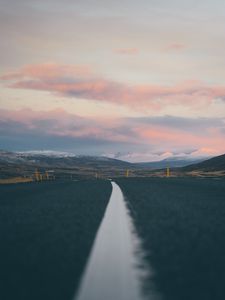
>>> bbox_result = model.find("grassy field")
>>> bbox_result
[117,177,225,300]
[0,176,34,184]
[0,180,111,300]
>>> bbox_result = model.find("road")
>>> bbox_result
[75,181,158,300]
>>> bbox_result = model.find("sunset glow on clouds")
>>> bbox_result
[0,108,225,161]
[0,0,225,161]
[1,63,225,111]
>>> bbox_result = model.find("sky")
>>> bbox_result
[0,0,225,162]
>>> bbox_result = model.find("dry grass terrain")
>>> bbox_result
[0,177,33,184]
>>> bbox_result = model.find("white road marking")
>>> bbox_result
[75,181,160,300]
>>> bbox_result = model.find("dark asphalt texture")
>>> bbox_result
[0,180,111,300]
[117,177,225,300]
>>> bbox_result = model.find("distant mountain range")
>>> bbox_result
[0,150,131,169]
[0,150,133,179]
[0,149,224,178]
[134,156,206,169]
[0,150,207,169]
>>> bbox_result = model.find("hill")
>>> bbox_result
[135,156,205,169]
[1,150,224,179]
[182,153,225,172]
[0,150,133,179]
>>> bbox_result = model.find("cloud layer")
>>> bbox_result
[1,108,224,161]
[1,63,225,111]
[114,48,139,55]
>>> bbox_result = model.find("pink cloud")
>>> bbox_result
[114,48,139,55]
[0,63,91,80]
[1,108,225,157]
[0,109,136,143]
[134,124,225,154]
[164,43,187,52]
[1,63,225,111]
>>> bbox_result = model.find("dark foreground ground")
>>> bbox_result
[0,180,111,300]
[117,177,225,300]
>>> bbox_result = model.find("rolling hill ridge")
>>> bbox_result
[182,153,225,172]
